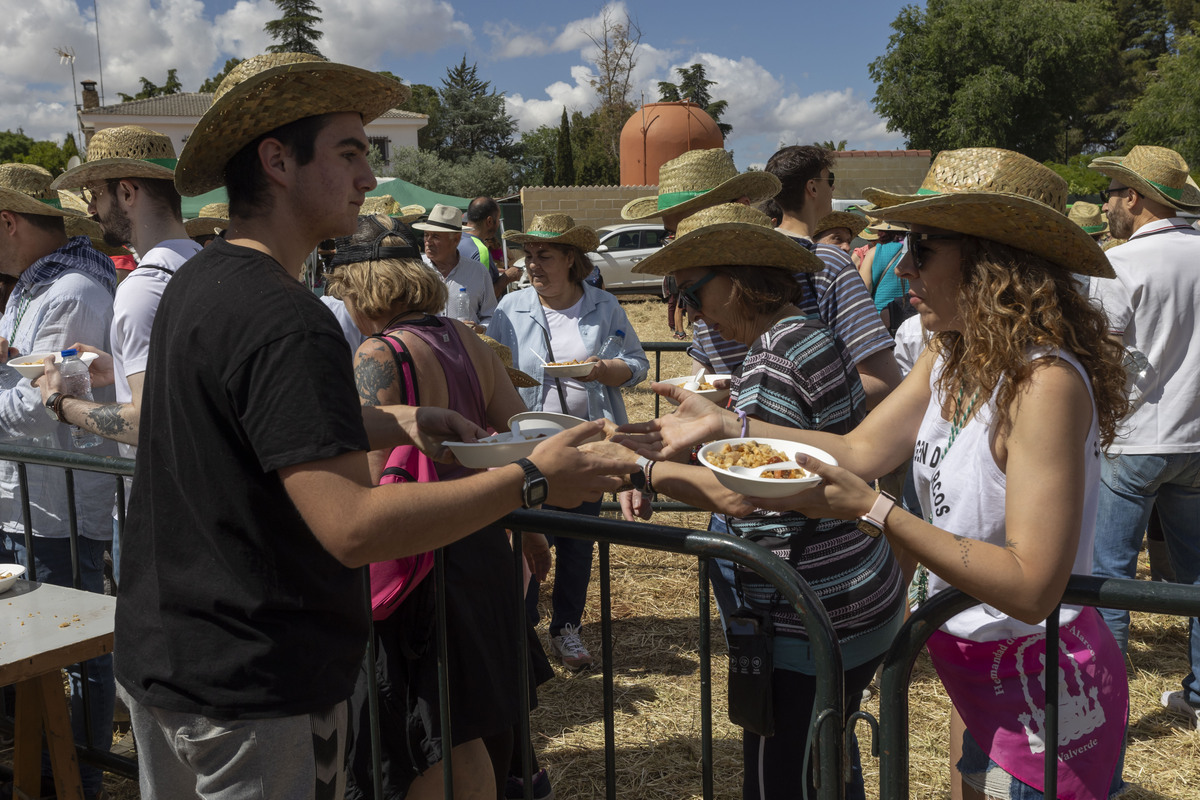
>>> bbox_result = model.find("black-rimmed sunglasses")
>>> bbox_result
[905,232,964,270]
[678,272,717,312]
[1099,186,1133,203]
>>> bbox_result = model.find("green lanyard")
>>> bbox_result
[8,293,32,343]
[911,383,981,606]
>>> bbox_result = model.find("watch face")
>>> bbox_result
[856,518,883,538]
[526,478,548,507]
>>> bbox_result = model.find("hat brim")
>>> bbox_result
[0,188,84,218]
[620,171,782,221]
[632,222,823,276]
[503,228,600,252]
[866,191,1115,279]
[1088,158,1200,212]
[175,62,410,196]
[411,220,462,233]
[52,158,175,190]
[507,366,539,388]
[184,217,227,237]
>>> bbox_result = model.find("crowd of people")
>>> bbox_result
[0,48,1198,800]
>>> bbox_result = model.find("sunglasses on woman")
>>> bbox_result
[677,272,717,312]
[905,232,963,270]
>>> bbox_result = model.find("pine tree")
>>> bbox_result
[657,64,732,138]
[432,57,517,163]
[264,0,325,57]
[555,108,576,186]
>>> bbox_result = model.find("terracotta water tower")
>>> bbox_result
[620,101,723,186]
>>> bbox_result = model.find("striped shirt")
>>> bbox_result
[688,240,893,373]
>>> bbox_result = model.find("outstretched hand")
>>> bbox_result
[747,454,876,521]
[530,421,629,509]
[613,383,733,460]
[407,406,489,462]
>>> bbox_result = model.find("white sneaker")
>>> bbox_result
[550,623,593,671]
[1161,690,1200,730]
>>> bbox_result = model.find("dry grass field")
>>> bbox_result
[13,297,1197,799]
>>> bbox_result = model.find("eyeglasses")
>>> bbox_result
[1100,186,1133,203]
[678,272,717,312]
[812,171,835,187]
[80,184,106,204]
[905,232,963,271]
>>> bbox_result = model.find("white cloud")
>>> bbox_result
[486,1,632,61]
[506,66,598,133]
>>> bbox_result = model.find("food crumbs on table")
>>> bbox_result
[59,621,70,628]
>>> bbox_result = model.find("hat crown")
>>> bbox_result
[215,53,326,102]
[1119,145,1190,190]
[525,213,579,236]
[197,202,228,219]
[675,203,774,237]
[360,195,397,216]
[85,125,176,162]
[1067,201,1103,228]
[657,149,740,194]
[0,163,57,202]
[425,204,462,230]
[919,147,1067,212]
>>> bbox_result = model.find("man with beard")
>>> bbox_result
[1087,146,1200,731]
[47,125,199,585]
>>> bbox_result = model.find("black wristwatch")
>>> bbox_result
[517,458,548,508]
[44,392,70,423]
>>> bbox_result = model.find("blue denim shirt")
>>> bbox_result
[490,284,648,425]
[0,237,117,539]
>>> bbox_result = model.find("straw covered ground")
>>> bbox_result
[20,296,1198,799]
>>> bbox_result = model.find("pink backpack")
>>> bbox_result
[368,332,436,621]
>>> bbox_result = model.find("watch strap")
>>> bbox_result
[858,491,895,538]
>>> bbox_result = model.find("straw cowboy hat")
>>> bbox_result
[411,203,463,233]
[52,125,177,190]
[57,190,90,215]
[502,214,599,252]
[184,202,229,237]
[393,204,426,223]
[0,163,85,218]
[175,52,410,196]
[854,204,908,240]
[65,215,131,257]
[1089,146,1200,212]
[812,211,868,239]
[621,148,782,221]
[632,203,823,276]
[360,195,396,216]
[479,334,538,388]
[863,147,1114,279]
[1067,201,1108,236]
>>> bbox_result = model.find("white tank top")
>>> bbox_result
[911,348,1101,641]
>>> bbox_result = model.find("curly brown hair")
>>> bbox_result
[930,237,1128,447]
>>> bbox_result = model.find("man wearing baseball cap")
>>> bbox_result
[114,53,625,798]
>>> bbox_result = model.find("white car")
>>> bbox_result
[514,223,669,293]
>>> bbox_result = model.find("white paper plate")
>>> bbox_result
[660,374,732,406]
[443,430,551,469]
[542,362,595,379]
[0,563,26,593]
[507,411,590,435]
[9,351,99,381]
[698,438,836,498]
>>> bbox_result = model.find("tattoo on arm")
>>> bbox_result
[354,357,396,407]
[85,404,133,438]
[952,533,971,568]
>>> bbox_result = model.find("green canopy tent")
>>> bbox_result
[179,178,470,219]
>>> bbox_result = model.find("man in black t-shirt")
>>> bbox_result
[115,53,627,799]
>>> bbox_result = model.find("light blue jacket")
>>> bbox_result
[490,284,648,425]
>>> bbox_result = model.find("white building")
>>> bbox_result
[77,80,426,170]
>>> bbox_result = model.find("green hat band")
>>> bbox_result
[145,157,178,169]
[917,188,942,196]
[657,190,706,210]
[525,230,564,238]
[39,198,63,210]
[1082,223,1106,234]
[1146,178,1183,201]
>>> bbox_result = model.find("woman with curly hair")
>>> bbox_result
[619,149,1131,800]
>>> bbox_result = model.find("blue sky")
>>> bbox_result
[1,0,912,169]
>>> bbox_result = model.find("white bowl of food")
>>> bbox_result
[444,430,554,469]
[542,361,595,379]
[507,411,590,435]
[660,374,732,406]
[9,351,99,382]
[0,563,26,593]
[698,438,836,498]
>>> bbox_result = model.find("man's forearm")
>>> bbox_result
[60,398,139,445]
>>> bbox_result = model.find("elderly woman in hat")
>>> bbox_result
[489,213,649,671]
[599,202,905,800]
[325,214,549,800]
[621,148,1131,800]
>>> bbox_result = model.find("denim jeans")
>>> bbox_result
[1093,451,1200,706]
[2,532,115,794]
[530,500,600,636]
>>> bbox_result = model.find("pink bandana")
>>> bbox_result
[926,608,1127,800]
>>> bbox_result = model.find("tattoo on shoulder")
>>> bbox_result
[86,404,132,438]
[354,356,395,407]
[952,533,971,568]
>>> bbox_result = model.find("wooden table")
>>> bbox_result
[2,579,116,800]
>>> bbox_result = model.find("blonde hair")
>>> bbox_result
[326,250,448,320]
[932,237,1128,447]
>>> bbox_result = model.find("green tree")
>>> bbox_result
[513,125,559,187]
[20,141,69,174]
[570,110,620,186]
[367,145,386,176]
[265,0,324,57]
[200,58,244,93]
[0,130,37,162]
[869,0,1116,161]
[118,69,183,103]
[657,63,732,137]
[399,83,442,151]
[431,57,517,164]
[62,133,79,162]
[585,7,641,180]
[816,140,848,151]
[555,108,576,186]
[1044,154,1111,198]
[386,147,514,198]
[1121,31,1200,166]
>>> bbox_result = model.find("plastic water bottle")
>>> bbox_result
[450,287,470,322]
[597,329,626,360]
[587,330,626,420]
[59,349,102,449]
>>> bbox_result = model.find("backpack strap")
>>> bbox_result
[369,332,420,406]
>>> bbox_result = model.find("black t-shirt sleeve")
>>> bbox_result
[226,327,370,473]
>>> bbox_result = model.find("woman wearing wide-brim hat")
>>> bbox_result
[619,148,1132,800]
[490,213,649,672]
[599,202,905,800]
